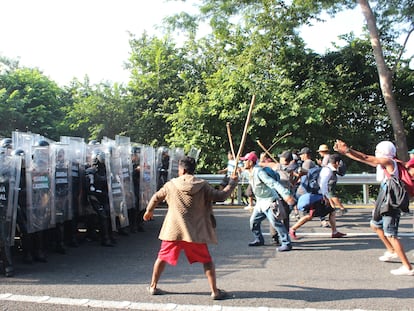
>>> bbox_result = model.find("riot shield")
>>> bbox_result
[12,131,40,153]
[26,145,54,233]
[102,139,129,230]
[139,145,156,212]
[156,147,170,190]
[60,136,87,218]
[0,153,21,247]
[50,143,72,224]
[115,135,135,211]
[169,147,185,179]
[188,147,201,162]
[130,144,142,211]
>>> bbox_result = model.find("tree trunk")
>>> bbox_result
[358,0,408,160]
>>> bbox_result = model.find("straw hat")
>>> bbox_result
[317,144,329,152]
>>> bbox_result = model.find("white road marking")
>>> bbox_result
[0,293,369,311]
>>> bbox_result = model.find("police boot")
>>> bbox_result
[100,217,113,247]
[65,219,79,247]
[128,208,138,233]
[53,224,66,254]
[33,232,47,263]
[21,233,33,264]
[137,209,146,232]
[1,246,14,277]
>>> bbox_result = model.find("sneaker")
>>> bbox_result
[331,231,346,238]
[248,240,264,247]
[390,265,414,276]
[244,205,253,211]
[379,251,399,262]
[276,244,292,252]
[289,228,299,240]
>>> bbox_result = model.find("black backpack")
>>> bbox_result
[336,159,347,176]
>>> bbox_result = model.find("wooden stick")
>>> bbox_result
[268,132,292,152]
[256,139,278,163]
[233,95,256,177]
[226,122,236,160]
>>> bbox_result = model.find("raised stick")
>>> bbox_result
[256,139,278,163]
[226,122,236,160]
[268,132,292,152]
[233,95,256,176]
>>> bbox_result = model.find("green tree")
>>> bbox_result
[0,65,64,139]
[62,78,130,142]
[163,0,413,170]
[125,33,189,146]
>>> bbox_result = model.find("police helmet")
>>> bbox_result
[92,150,105,165]
[131,146,141,154]
[36,140,50,147]
[12,149,25,156]
[1,138,12,149]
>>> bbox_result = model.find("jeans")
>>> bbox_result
[250,206,291,246]
[370,213,400,237]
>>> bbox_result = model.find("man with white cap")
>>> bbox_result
[241,151,295,252]
[334,140,414,276]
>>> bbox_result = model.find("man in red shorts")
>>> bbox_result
[143,156,238,300]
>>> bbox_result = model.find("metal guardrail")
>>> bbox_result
[195,173,379,204]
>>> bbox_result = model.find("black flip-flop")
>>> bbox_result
[211,289,228,300]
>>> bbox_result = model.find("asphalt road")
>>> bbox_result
[0,207,413,311]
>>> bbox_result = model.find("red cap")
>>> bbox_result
[240,152,258,163]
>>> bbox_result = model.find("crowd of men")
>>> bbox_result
[0,131,188,277]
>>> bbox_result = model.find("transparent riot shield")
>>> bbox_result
[169,147,185,179]
[50,143,72,224]
[0,153,21,247]
[60,136,87,218]
[130,144,142,212]
[115,135,135,211]
[188,147,201,162]
[102,140,129,230]
[26,145,54,233]
[12,131,39,152]
[140,145,156,212]
[156,147,170,190]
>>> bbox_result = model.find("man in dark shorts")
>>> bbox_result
[289,154,346,240]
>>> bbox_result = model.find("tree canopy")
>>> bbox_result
[0,0,413,172]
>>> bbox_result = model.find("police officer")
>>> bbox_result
[129,146,145,232]
[0,138,15,276]
[85,150,115,246]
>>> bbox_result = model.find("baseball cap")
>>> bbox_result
[408,149,414,154]
[298,147,311,155]
[278,150,293,162]
[240,152,258,163]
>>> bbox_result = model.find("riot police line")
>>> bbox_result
[0,131,200,277]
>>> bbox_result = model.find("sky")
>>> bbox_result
[1,0,412,86]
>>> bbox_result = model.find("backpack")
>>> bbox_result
[262,166,280,182]
[374,172,410,220]
[336,159,347,176]
[395,160,414,198]
[301,166,322,194]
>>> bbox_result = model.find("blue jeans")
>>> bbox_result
[250,206,291,247]
[370,214,400,237]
